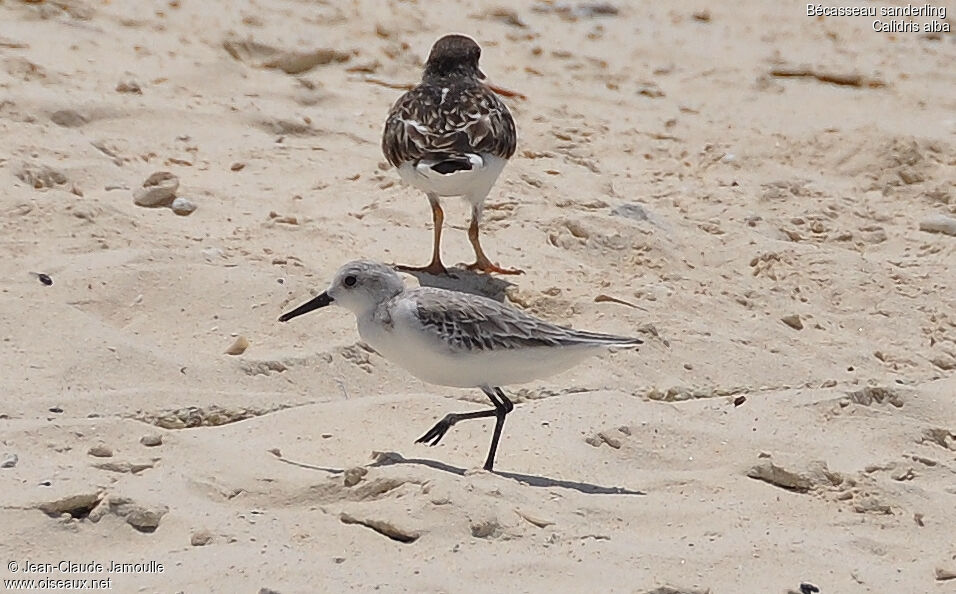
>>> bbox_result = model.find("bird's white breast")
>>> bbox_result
[355,299,598,388]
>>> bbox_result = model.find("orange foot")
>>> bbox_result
[465,259,524,275]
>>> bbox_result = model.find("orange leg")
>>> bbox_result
[396,196,448,276]
[465,207,523,275]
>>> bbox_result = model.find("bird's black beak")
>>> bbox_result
[477,68,487,80]
[278,291,333,322]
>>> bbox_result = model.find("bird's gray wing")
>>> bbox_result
[409,288,642,353]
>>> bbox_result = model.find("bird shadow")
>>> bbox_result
[398,267,515,302]
[369,451,645,496]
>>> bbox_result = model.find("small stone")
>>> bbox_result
[598,431,622,449]
[891,467,916,481]
[36,273,53,286]
[140,434,163,447]
[17,163,67,189]
[919,215,956,237]
[930,354,956,370]
[1,453,18,468]
[94,461,155,474]
[470,518,500,538]
[781,314,803,330]
[39,492,103,518]
[230,162,246,171]
[115,80,142,94]
[133,171,179,207]
[343,466,368,487]
[746,458,840,492]
[225,336,250,355]
[126,506,167,532]
[171,196,197,216]
[51,109,88,128]
[339,512,420,543]
[88,444,113,458]
[190,529,214,546]
[109,498,168,533]
[898,168,923,184]
[611,203,649,221]
[515,508,554,528]
[936,567,956,581]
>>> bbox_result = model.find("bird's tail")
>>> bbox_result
[566,330,643,347]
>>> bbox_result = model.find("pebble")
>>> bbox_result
[1,453,18,468]
[50,109,88,128]
[515,508,554,528]
[611,203,650,221]
[936,567,956,581]
[140,434,163,447]
[17,163,67,189]
[190,529,214,546]
[109,497,168,533]
[343,467,368,487]
[470,518,501,538]
[133,171,179,207]
[171,196,197,216]
[919,214,956,236]
[115,80,142,94]
[339,512,420,543]
[87,444,113,458]
[930,354,956,371]
[746,458,842,492]
[225,336,250,355]
[38,492,103,518]
[781,314,804,330]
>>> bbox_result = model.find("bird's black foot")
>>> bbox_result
[415,414,456,446]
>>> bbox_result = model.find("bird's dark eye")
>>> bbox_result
[343,275,357,287]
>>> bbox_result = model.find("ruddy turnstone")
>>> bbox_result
[279,260,643,471]
[382,34,519,276]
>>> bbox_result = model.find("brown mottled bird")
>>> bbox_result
[382,34,519,276]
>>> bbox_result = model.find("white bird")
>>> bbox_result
[279,260,643,471]
[381,34,519,276]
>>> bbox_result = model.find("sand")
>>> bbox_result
[1,1,954,592]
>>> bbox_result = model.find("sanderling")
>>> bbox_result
[382,34,519,276]
[279,260,643,471]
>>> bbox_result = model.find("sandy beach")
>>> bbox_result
[1,1,954,592]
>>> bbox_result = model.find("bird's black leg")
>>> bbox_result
[416,409,497,446]
[482,387,514,472]
[415,386,515,472]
